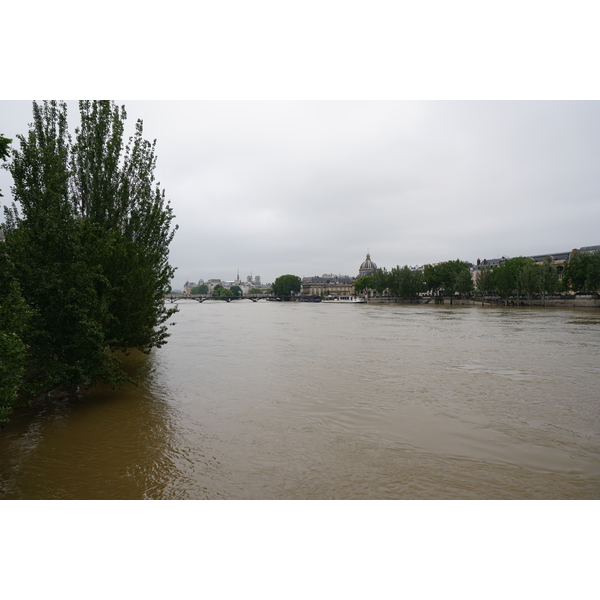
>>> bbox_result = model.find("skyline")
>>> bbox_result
[182,241,600,290]
[2,101,599,289]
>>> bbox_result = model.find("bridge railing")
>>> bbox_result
[166,293,273,302]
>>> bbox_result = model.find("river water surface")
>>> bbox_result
[1,301,599,499]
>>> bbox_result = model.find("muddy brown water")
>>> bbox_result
[1,301,598,499]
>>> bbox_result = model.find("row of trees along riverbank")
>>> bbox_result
[354,255,600,305]
[189,284,245,298]
[0,101,178,424]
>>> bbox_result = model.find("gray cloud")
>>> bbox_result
[2,101,599,288]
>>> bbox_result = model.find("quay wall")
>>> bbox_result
[366,296,600,308]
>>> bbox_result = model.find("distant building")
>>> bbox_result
[576,245,600,255]
[206,279,223,292]
[471,245,600,285]
[301,252,378,296]
[301,275,356,297]
[357,252,377,278]
[186,271,268,295]
[183,280,197,294]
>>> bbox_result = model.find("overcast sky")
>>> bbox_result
[1,100,598,288]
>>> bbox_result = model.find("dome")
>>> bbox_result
[358,253,377,277]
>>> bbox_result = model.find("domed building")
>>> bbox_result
[358,252,377,278]
[299,252,379,297]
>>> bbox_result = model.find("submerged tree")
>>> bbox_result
[2,100,178,408]
[0,133,34,423]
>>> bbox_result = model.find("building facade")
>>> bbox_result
[301,253,379,296]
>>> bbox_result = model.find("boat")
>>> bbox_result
[322,295,366,303]
[297,295,321,302]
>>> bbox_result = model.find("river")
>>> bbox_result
[1,301,598,499]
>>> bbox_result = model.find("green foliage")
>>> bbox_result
[424,260,472,302]
[1,100,177,417]
[230,285,242,297]
[369,268,389,295]
[272,274,301,297]
[0,252,32,423]
[69,101,177,352]
[517,259,539,304]
[353,275,373,293]
[388,266,425,299]
[212,286,234,298]
[538,257,559,305]
[423,264,443,296]
[475,265,494,295]
[0,133,11,197]
[191,284,208,294]
[490,257,528,304]
[490,256,559,304]
[562,251,600,293]
[455,268,474,301]
[0,134,10,160]
[586,252,600,293]
[506,256,531,300]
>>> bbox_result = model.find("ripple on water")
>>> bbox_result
[1,304,599,499]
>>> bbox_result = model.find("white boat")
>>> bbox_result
[322,295,366,303]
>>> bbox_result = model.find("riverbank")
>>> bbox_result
[366,295,600,307]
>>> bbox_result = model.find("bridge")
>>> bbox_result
[166,294,273,304]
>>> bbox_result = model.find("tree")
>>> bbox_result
[506,256,530,303]
[455,268,474,303]
[230,285,242,297]
[354,275,373,294]
[517,259,539,305]
[475,265,494,296]
[272,274,301,298]
[562,251,600,293]
[191,284,208,294]
[491,263,512,305]
[0,250,32,424]
[434,260,471,304]
[212,285,234,298]
[69,101,177,352]
[538,258,559,306]
[2,100,177,405]
[389,265,424,300]
[423,264,443,297]
[585,252,600,293]
[369,268,390,296]
[0,134,11,198]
